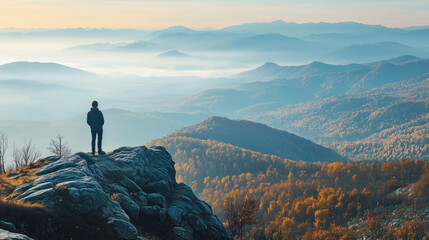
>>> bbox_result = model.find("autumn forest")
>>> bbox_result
[148,118,429,239]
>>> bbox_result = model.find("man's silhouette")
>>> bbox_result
[87,100,105,156]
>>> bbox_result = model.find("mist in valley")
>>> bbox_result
[0,0,429,236]
[1,21,428,163]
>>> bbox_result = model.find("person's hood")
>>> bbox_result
[90,107,99,111]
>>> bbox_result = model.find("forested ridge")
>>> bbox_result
[147,120,429,239]
[164,116,345,162]
[179,58,429,162]
[237,75,429,162]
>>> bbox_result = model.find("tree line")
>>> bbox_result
[0,132,71,173]
[147,135,429,239]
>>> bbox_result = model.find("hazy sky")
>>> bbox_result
[0,0,428,29]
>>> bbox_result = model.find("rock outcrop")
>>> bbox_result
[11,146,234,240]
[0,228,33,240]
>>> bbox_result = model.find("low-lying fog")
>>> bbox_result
[1,23,428,164]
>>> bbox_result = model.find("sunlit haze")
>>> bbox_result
[0,0,427,160]
[1,0,428,29]
[0,1,428,239]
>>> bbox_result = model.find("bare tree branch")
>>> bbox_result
[12,144,23,171]
[0,132,8,174]
[47,134,71,157]
[21,139,41,166]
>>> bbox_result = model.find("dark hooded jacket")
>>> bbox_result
[87,107,104,130]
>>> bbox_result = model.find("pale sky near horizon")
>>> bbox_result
[0,0,428,29]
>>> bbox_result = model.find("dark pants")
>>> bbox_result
[91,129,103,153]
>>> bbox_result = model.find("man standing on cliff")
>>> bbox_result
[87,100,105,156]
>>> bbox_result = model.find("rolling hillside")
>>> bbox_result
[0,61,96,79]
[178,57,429,114]
[146,116,345,192]
[177,56,429,161]
[321,42,426,63]
[166,116,344,162]
[146,118,429,240]
[233,61,368,81]
[241,93,429,161]
[303,28,429,48]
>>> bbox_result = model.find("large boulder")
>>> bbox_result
[0,221,15,232]
[108,218,138,240]
[115,193,140,221]
[11,146,233,240]
[0,229,33,240]
[147,193,167,208]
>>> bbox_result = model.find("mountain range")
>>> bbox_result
[179,56,428,114]
[303,28,429,48]
[1,21,428,164]
[220,20,390,36]
[175,56,429,161]
[0,54,426,162]
[321,42,426,63]
[63,21,429,64]
[1,20,429,240]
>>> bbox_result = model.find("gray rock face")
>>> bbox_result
[141,205,161,216]
[173,226,193,240]
[66,187,109,213]
[147,193,167,208]
[0,228,33,240]
[102,201,130,222]
[0,221,16,232]
[168,206,187,226]
[116,193,140,221]
[121,178,142,192]
[19,188,59,208]
[133,191,149,206]
[108,218,138,240]
[11,146,233,240]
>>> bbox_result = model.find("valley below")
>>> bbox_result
[0,21,428,239]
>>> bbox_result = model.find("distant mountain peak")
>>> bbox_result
[164,49,185,54]
[271,19,286,23]
[155,50,190,59]
[307,61,330,67]
[163,25,194,31]
[206,116,227,122]
[322,41,421,64]
[261,61,280,68]
[0,61,94,76]
[387,55,422,64]
[252,33,295,39]
[3,61,66,67]
[233,59,368,81]
[149,25,198,38]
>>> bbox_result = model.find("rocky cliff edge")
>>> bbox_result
[7,146,234,240]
